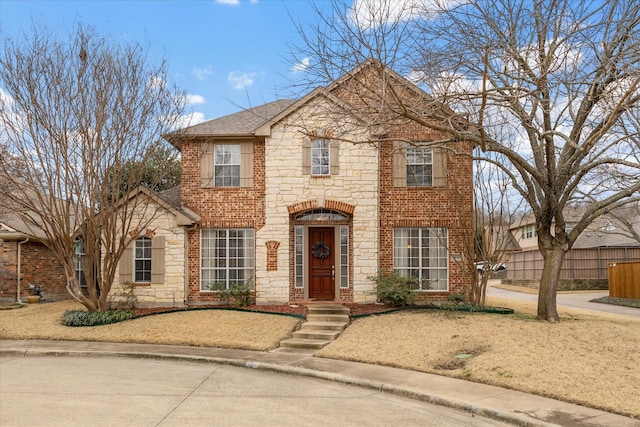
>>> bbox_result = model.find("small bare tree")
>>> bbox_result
[0,24,185,311]
[292,0,640,321]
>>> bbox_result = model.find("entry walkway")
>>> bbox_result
[1,340,637,427]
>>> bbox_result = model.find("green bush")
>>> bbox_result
[63,309,135,327]
[219,283,255,307]
[370,271,418,307]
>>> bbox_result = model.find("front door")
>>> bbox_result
[308,227,335,300]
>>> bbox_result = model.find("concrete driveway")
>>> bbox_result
[487,282,640,318]
[0,355,511,427]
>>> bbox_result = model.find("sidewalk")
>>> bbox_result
[1,339,638,427]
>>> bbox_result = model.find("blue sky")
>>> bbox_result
[0,0,333,122]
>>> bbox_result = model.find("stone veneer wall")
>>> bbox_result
[111,202,187,308]
[257,99,380,304]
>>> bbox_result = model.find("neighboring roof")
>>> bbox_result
[127,185,200,226]
[573,218,640,248]
[164,99,297,148]
[157,186,181,209]
[0,210,48,241]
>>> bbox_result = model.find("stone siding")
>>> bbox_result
[257,99,380,303]
[111,201,187,308]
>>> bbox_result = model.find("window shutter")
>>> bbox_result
[200,142,215,188]
[393,142,407,187]
[432,148,447,187]
[240,142,254,187]
[330,140,340,175]
[150,236,165,285]
[302,140,311,175]
[119,244,133,284]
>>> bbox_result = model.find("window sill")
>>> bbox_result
[133,282,151,287]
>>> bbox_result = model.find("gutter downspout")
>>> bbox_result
[17,238,29,303]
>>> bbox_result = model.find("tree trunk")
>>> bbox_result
[537,247,566,322]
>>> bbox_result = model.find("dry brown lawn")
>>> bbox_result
[0,300,301,351]
[1,298,638,419]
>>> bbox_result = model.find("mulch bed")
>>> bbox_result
[134,303,397,317]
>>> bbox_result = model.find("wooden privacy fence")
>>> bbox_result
[506,247,640,280]
[608,262,640,299]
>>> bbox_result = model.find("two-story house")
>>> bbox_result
[111,61,473,307]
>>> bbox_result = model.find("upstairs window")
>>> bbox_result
[393,143,446,187]
[302,138,340,176]
[522,225,536,239]
[406,147,433,187]
[200,142,254,188]
[214,144,241,187]
[311,138,330,176]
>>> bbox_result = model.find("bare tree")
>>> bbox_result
[469,155,525,306]
[0,24,185,311]
[292,0,640,321]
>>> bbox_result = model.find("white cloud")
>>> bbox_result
[228,71,257,90]
[291,57,310,73]
[170,112,207,130]
[349,0,457,29]
[192,65,214,81]
[185,94,206,105]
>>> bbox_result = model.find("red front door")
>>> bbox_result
[309,227,335,300]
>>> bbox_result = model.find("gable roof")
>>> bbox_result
[118,185,200,226]
[164,99,297,148]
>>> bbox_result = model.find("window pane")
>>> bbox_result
[311,139,330,176]
[134,238,152,283]
[406,147,433,187]
[214,144,241,187]
[393,228,448,291]
[201,228,255,291]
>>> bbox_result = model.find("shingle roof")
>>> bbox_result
[157,186,181,209]
[174,99,297,137]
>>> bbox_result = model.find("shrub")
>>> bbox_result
[370,271,418,307]
[63,309,135,327]
[219,283,255,307]
[108,281,138,310]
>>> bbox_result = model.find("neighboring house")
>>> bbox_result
[147,61,474,305]
[506,207,640,285]
[0,213,67,302]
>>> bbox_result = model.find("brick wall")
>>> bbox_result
[181,138,266,303]
[1,239,68,302]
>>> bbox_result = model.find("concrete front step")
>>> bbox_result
[306,305,350,315]
[276,305,351,352]
[306,314,350,323]
[292,330,341,340]
[279,338,333,349]
[300,321,347,332]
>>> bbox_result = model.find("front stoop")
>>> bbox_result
[272,305,350,354]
